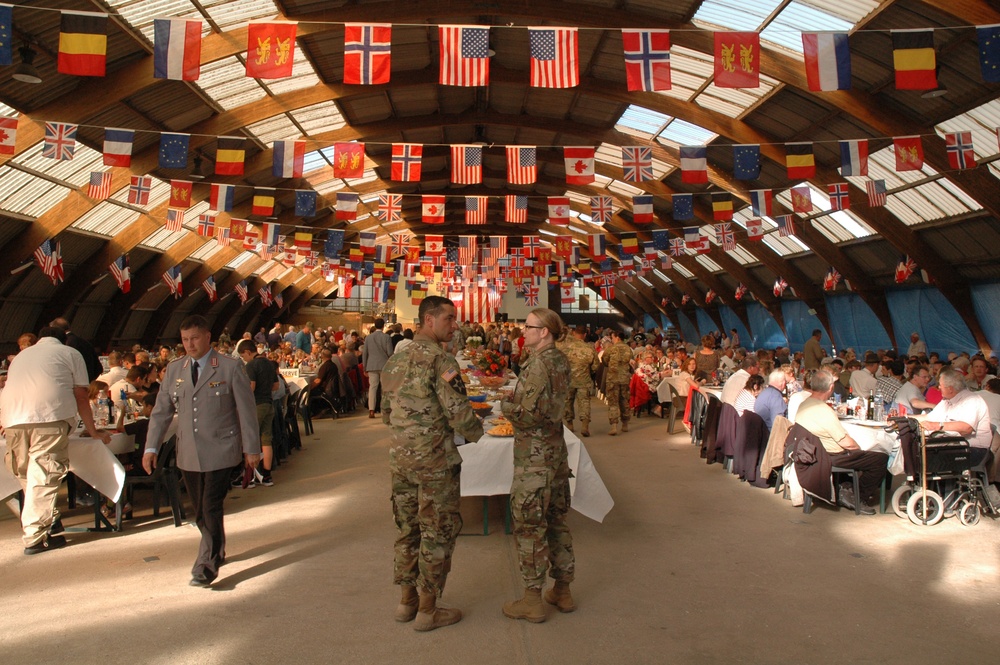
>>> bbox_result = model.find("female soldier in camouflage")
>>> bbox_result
[501,308,575,623]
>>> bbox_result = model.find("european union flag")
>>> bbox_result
[672,193,693,220]
[363,261,375,277]
[733,144,761,180]
[0,6,12,66]
[599,258,613,272]
[295,189,317,217]
[158,132,189,169]
[325,229,344,258]
[651,229,670,251]
[977,25,1000,83]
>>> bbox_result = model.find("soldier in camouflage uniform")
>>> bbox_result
[602,330,634,435]
[556,325,600,437]
[381,296,484,632]
[501,308,575,623]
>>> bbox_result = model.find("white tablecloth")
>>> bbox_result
[841,419,897,454]
[286,376,309,395]
[656,376,686,403]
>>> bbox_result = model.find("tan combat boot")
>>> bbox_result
[609,422,618,436]
[503,588,546,623]
[621,420,629,433]
[580,422,590,437]
[395,585,418,622]
[543,580,576,613]
[413,590,462,632]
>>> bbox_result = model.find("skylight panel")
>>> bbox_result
[694,74,779,119]
[245,115,300,144]
[796,0,881,25]
[695,254,723,272]
[201,0,280,31]
[616,105,672,138]
[759,2,854,54]
[198,56,267,111]
[265,49,321,95]
[189,239,223,261]
[106,0,204,44]
[72,202,140,237]
[672,262,695,279]
[655,119,718,147]
[693,0,784,32]
[291,101,347,134]
[138,224,185,251]
[225,250,258,270]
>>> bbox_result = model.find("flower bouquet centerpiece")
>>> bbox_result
[474,349,509,389]
[465,335,483,352]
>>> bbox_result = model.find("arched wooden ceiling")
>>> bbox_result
[1,0,1000,351]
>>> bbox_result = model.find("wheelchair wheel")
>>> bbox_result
[959,501,981,526]
[890,484,914,519]
[907,489,944,526]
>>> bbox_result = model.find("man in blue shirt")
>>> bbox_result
[295,323,313,354]
[754,369,788,433]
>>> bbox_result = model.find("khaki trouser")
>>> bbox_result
[4,421,71,547]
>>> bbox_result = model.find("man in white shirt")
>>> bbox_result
[849,352,879,397]
[978,379,1000,433]
[718,348,736,372]
[894,365,934,413]
[721,358,759,405]
[906,332,927,358]
[1,327,111,554]
[97,351,128,388]
[921,369,993,467]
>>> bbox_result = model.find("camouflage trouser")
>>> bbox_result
[510,464,575,589]
[605,381,630,424]
[564,386,592,426]
[391,464,462,597]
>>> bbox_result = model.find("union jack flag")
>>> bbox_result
[823,267,841,291]
[377,193,402,222]
[945,131,976,170]
[451,144,482,184]
[828,183,850,211]
[505,194,528,223]
[162,265,183,298]
[259,285,273,306]
[42,122,77,160]
[391,143,422,181]
[734,283,748,301]
[715,222,735,251]
[34,238,64,285]
[669,238,685,257]
[773,277,788,297]
[128,176,152,206]
[621,146,653,182]
[201,275,217,303]
[895,255,917,284]
[524,284,540,306]
[390,232,411,257]
[87,172,112,201]
[235,280,249,304]
[507,146,537,184]
[591,196,613,224]
[466,196,487,224]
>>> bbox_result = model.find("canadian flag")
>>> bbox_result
[424,234,444,255]
[422,195,445,224]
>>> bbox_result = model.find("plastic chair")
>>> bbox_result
[296,385,313,436]
[117,435,186,529]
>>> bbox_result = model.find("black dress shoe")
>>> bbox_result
[49,519,65,535]
[838,488,857,511]
[24,535,67,555]
[189,574,213,588]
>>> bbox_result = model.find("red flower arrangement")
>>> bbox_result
[474,349,507,378]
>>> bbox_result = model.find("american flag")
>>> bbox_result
[377,193,402,222]
[776,215,795,237]
[715,223,736,251]
[166,208,184,232]
[621,146,653,182]
[734,283,748,300]
[214,226,230,247]
[259,285,273,306]
[465,196,487,224]
[162,265,183,298]
[506,146,537,184]
[197,213,216,236]
[343,23,391,85]
[390,231,411,257]
[274,290,284,308]
[202,275,217,303]
[490,236,508,259]
[529,27,579,88]
[945,131,976,170]
[451,145,482,183]
[235,279,249,304]
[622,29,671,92]
[505,195,528,223]
[109,254,130,293]
[391,143,422,181]
[42,122,77,160]
[439,26,489,86]
[87,171,112,200]
[669,238,685,257]
[33,238,64,285]
[866,179,887,207]
[128,176,152,206]
[458,236,477,265]
[591,196,613,224]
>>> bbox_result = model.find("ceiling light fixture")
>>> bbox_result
[920,86,947,99]
[12,44,42,84]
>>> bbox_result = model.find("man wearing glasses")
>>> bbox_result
[893,365,935,414]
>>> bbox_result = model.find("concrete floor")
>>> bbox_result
[2,402,998,665]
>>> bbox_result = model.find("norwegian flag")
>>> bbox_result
[42,122,77,160]
[33,239,64,285]
[451,144,482,184]
[466,196,488,224]
[828,183,850,211]
[258,285,273,307]
[505,194,528,223]
[235,280,249,304]
[162,266,183,298]
[597,274,615,301]
[391,143,422,181]
[377,193,402,222]
[523,235,541,259]
[548,196,570,224]
[197,213,216,236]
[945,131,976,170]
[622,146,654,182]
[128,176,152,206]
[109,254,130,293]
[895,255,917,283]
[669,238,686,257]
[773,277,788,297]
[715,223,736,251]
[165,209,184,232]
[590,196,613,224]
[87,171,112,201]
[343,23,391,85]
[202,275,217,303]
[529,27,579,88]
[507,146,537,184]
[823,267,841,291]
[622,29,671,92]
[734,283,748,301]
[866,179,887,207]
[390,232,411,257]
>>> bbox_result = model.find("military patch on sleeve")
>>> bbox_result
[442,367,467,395]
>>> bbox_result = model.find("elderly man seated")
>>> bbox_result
[754,369,787,432]
[721,357,759,405]
[893,365,935,414]
[794,369,888,515]
[920,369,994,468]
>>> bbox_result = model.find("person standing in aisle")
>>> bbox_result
[381,296,483,632]
[501,308,574,623]
[602,330,634,435]
[143,316,261,587]
[557,325,600,437]
[362,317,394,418]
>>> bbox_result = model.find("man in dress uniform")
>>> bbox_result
[602,330,634,435]
[381,296,484,632]
[143,315,261,587]
[557,326,599,437]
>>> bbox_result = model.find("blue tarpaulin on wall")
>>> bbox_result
[781,300,831,353]
[970,283,1000,356]
[695,308,716,340]
[677,311,700,345]
[824,293,893,355]
[886,288,977,355]
[746,302,787,350]
[717,306,753,351]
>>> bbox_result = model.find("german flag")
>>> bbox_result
[711,192,733,220]
[785,142,815,179]
[252,188,276,216]
[216,137,246,175]
[892,29,936,90]
[58,11,107,77]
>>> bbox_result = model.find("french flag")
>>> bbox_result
[632,195,654,224]
[839,139,868,177]
[273,140,305,178]
[153,19,202,81]
[684,226,701,248]
[802,32,850,92]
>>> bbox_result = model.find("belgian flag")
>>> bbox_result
[785,142,815,179]
[215,137,246,175]
[58,11,107,77]
[711,192,734,220]
[892,29,936,90]
[252,188,276,216]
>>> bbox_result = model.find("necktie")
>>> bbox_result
[191,360,199,385]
